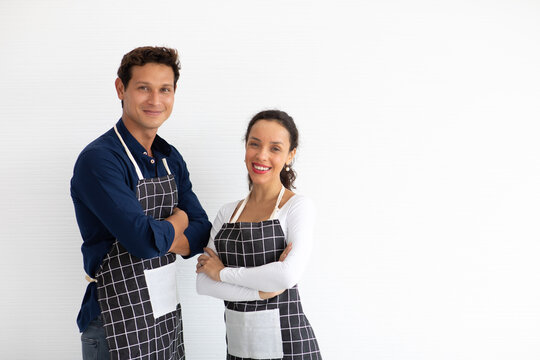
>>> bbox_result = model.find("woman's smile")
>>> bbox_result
[252,162,271,174]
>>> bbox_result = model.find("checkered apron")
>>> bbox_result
[93,125,184,359]
[214,187,322,360]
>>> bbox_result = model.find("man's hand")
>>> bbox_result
[166,208,190,256]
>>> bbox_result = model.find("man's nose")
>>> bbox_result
[148,90,160,104]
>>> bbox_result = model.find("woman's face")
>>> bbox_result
[245,119,296,188]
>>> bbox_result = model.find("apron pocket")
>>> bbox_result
[225,308,283,359]
[143,261,179,319]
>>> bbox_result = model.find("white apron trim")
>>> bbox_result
[143,262,180,319]
[162,158,172,175]
[114,124,144,180]
[225,308,283,359]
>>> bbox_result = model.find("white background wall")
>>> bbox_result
[1,0,539,359]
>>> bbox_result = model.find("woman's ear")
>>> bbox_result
[287,148,297,165]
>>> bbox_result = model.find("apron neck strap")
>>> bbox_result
[114,125,172,179]
[162,158,172,176]
[231,185,285,223]
[269,185,286,220]
[114,124,144,180]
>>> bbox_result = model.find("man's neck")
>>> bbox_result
[122,118,158,157]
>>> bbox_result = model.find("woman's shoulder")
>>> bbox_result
[219,200,241,212]
[280,193,315,214]
[216,199,243,223]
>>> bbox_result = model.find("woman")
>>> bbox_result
[196,110,322,359]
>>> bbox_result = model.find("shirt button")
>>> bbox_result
[150,159,155,164]
[143,151,148,155]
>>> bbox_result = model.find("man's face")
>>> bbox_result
[115,63,176,133]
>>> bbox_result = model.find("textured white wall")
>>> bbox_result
[1,0,540,359]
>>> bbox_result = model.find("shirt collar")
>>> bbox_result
[116,118,172,157]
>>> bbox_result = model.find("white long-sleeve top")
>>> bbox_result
[196,194,316,302]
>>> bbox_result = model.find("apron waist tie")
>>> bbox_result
[85,274,98,283]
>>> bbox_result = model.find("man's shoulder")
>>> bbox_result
[154,134,184,160]
[75,128,125,168]
[158,139,187,172]
[82,128,116,151]
[166,142,183,159]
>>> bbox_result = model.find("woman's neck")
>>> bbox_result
[249,182,283,203]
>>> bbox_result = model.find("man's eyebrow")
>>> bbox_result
[133,81,174,87]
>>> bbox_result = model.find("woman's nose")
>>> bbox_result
[256,148,269,160]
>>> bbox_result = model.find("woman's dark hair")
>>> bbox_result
[117,46,181,89]
[244,110,299,190]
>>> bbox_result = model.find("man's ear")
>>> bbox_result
[115,78,125,100]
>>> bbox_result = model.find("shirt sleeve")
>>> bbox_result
[196,203,261,301]
[172,149,212,258]
[219,196,316,292]
[72,148,175,259]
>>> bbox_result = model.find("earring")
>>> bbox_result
[285,165,290,172]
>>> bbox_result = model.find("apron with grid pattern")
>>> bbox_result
[94,125,184,359]
[214,186,322,360]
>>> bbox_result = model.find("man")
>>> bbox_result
[71,46,211,360]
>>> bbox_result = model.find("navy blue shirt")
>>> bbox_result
[71,119,211,332]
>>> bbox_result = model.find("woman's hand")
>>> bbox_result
[279,242,292,262]
[196,247,225,282]
[197,243,293,297]
[258,289,285,299]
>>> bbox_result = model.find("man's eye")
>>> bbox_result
[161,88,171,93]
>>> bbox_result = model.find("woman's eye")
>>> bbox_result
[272,147,281,152]
[249,142,259,147]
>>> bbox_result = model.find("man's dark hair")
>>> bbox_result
[117,46,181,89]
